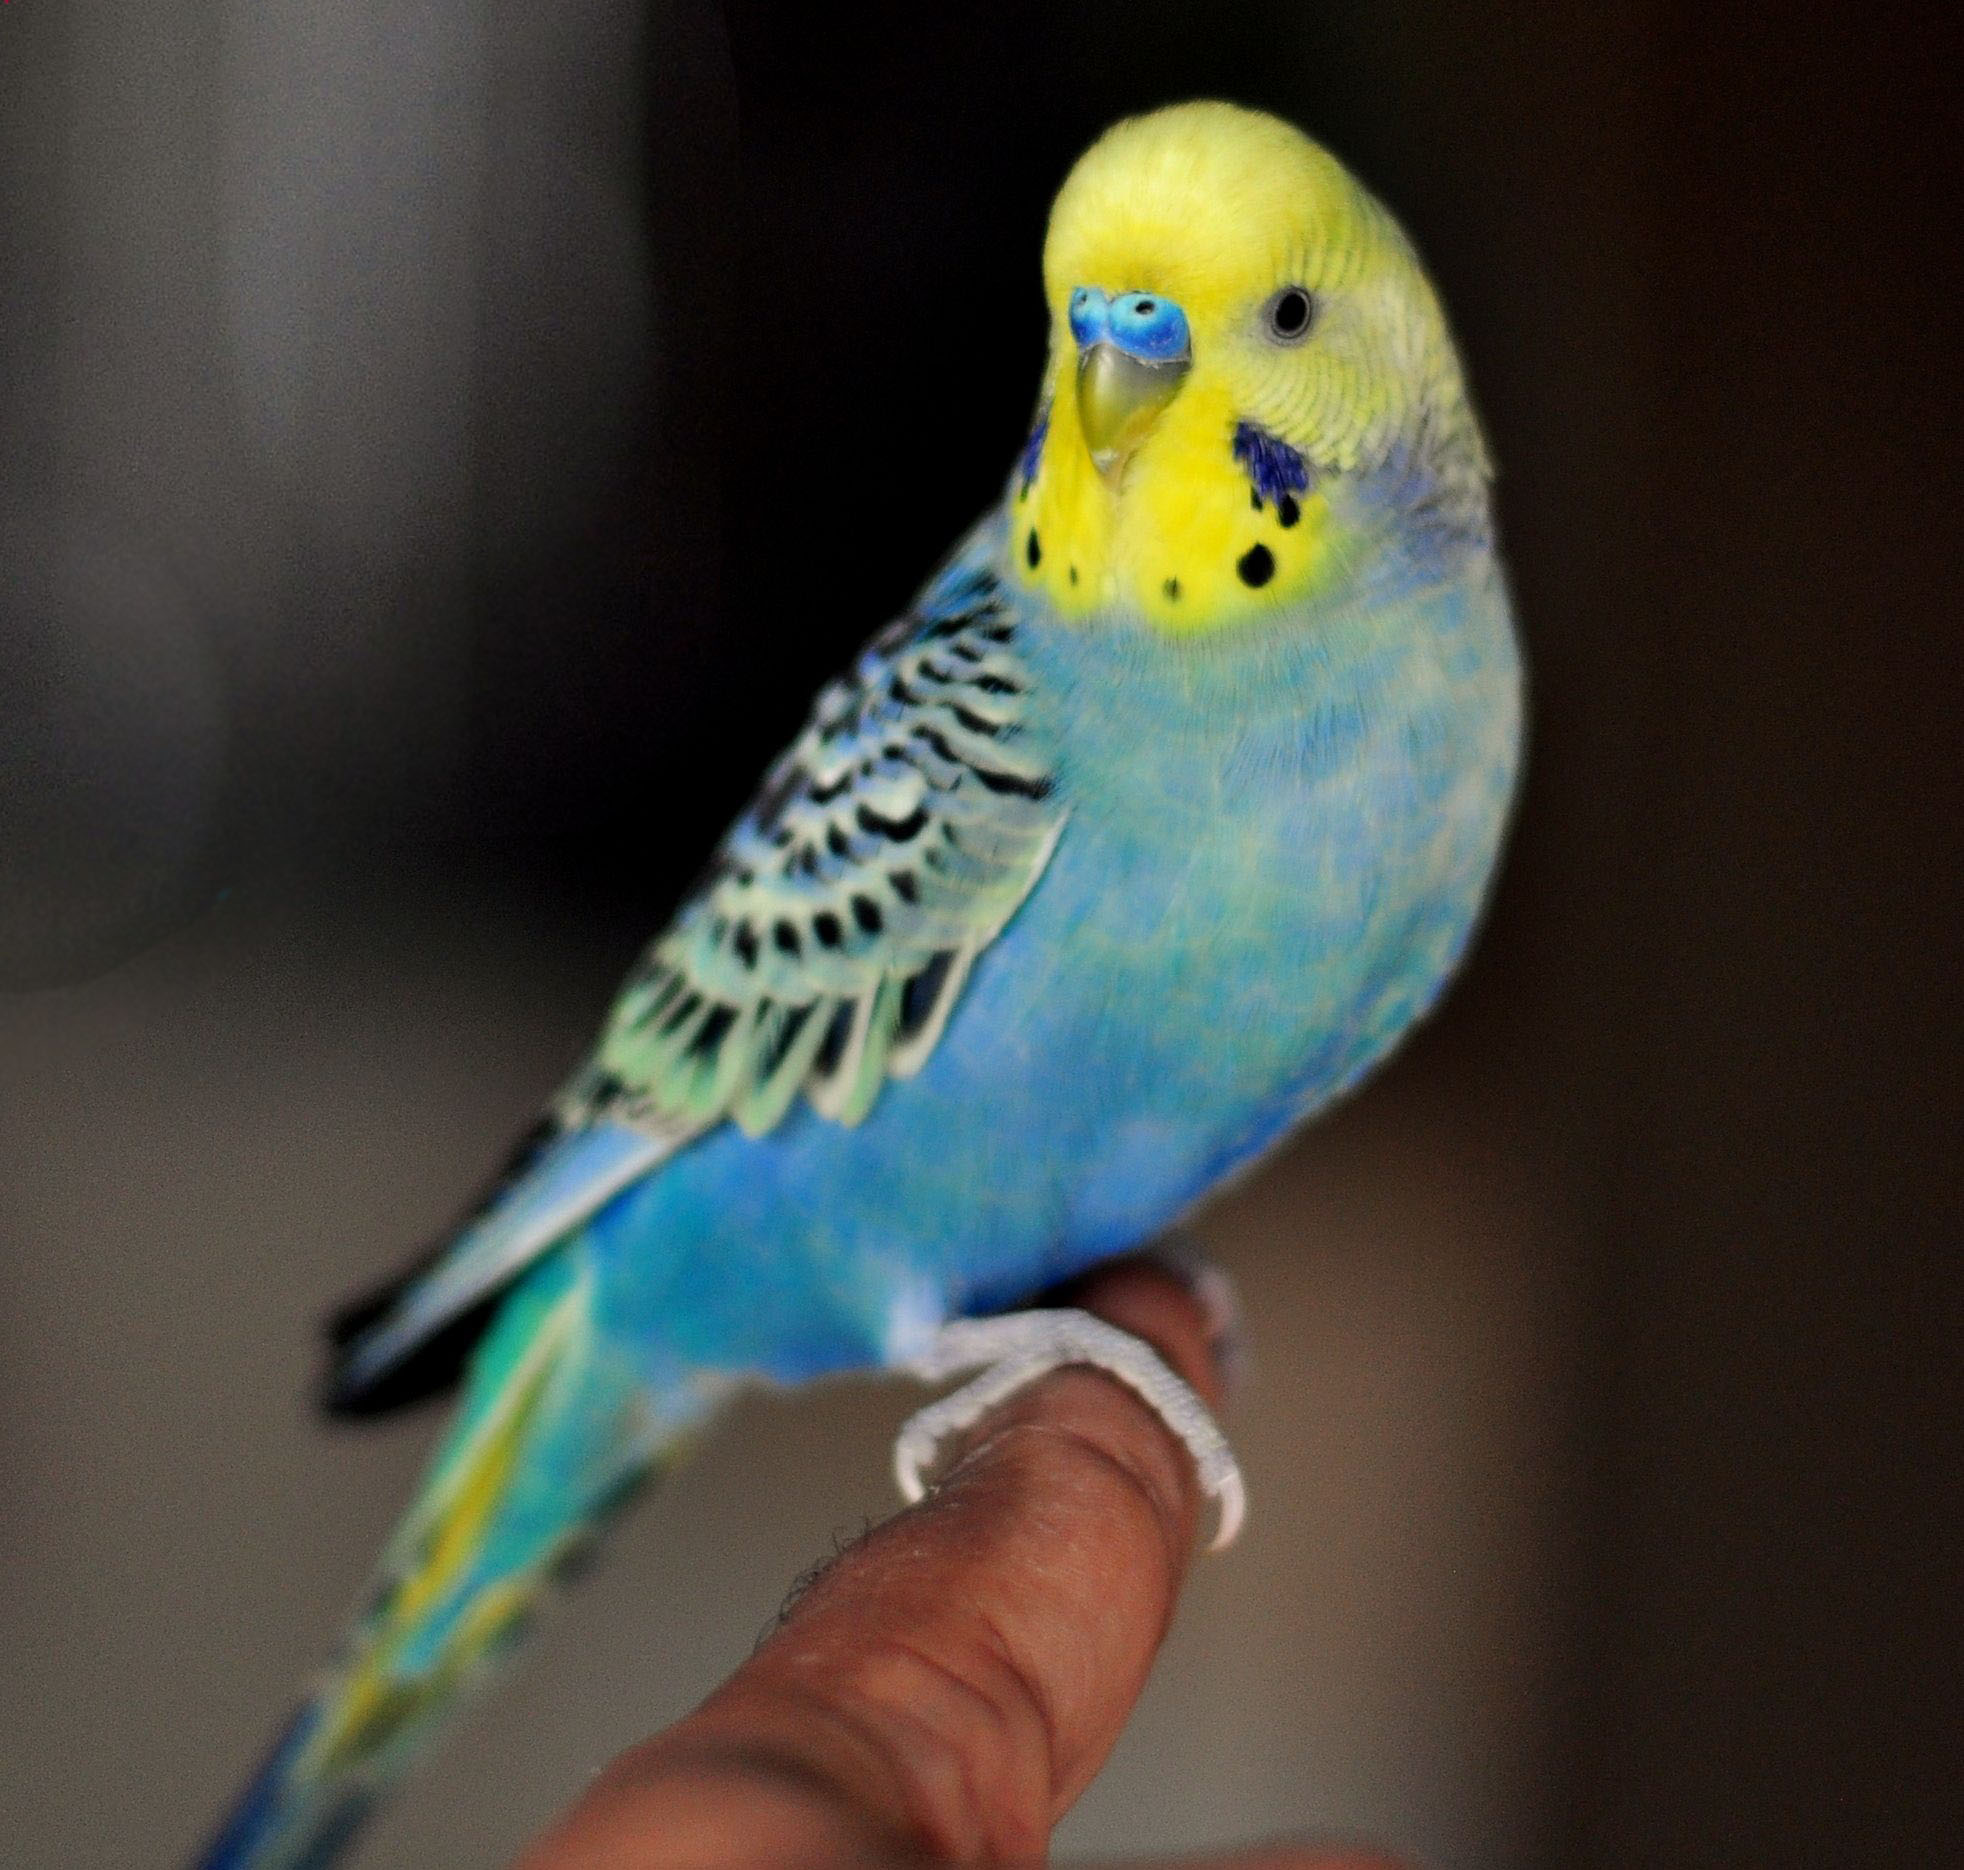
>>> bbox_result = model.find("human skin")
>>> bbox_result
[516,1260,1397,1870]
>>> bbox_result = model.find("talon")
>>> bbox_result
[894,1307,1247,1550]
[1136,1232,1250,1400]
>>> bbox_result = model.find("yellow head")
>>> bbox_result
[1015,101,1489,632]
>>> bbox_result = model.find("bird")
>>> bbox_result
[190,99,1523,1869]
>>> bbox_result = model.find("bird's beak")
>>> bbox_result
[1076,342,1190,480]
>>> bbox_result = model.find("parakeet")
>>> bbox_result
[192,100,1522,1869]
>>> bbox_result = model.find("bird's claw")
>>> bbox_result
[894,1307,1247,1550]
[1135,1232,1249,1400]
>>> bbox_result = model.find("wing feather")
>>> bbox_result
[562,544,1063,1141]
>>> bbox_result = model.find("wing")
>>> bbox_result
[330,528,1065,1404]
[565,547,1064,1140]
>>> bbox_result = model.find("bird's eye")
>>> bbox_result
[1263,287,1316,344]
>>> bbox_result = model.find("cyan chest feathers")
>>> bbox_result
[1016,561,1521,995]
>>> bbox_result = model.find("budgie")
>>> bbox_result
[192,100,1523,1869]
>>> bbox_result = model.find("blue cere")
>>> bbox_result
[1107,290,1190,362]
[1067,287,1192,364]
[1067,285,1109,348]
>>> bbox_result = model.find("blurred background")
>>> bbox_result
[1,2,1957,1865]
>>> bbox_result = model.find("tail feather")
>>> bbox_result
[190,1249,678,1870]
[191,1705,368,1870]
[325,1122,670,1411]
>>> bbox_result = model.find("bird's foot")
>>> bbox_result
[894,1307,1246,1550]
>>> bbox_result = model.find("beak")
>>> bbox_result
[1076,342,1190,479]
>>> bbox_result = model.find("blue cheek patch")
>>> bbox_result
[1232,421,1314,510]
[1017,402,1049,494]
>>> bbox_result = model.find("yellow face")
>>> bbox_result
[1014,102,1480,633]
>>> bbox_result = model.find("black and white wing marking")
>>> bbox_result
[567,561,1065,1137]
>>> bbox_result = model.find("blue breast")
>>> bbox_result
[585,542,1521,1391]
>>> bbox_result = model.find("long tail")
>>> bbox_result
[191,1249,686,1870]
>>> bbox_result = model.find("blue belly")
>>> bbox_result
[586,567,1520,1391]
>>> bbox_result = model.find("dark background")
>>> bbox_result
[1,2,1958,1865]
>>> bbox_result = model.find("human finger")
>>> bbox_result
[518,1257,1232,1867]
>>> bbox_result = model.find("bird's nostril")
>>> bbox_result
[1135,300,1155,315]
